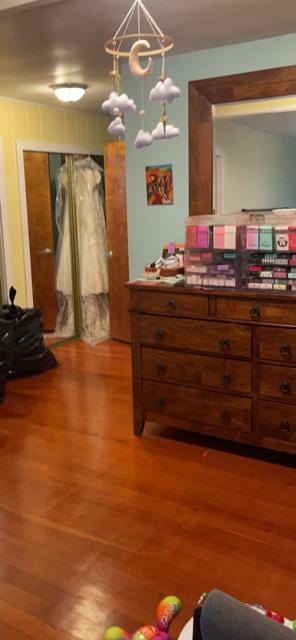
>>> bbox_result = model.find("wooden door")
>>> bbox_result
[24,151,57,331]
[104,141,130,342]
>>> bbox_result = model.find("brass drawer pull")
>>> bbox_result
[249,304,261,320]
[221,373,231,386]
[279,420,291,437]
[167,299,177,312]
[279,380,291,395]
[221,409,231,423]
[157,396,167,410]
[219,337,230,350]
[156,362,167,375]
[155,329,165,341]
[280,343,291,358]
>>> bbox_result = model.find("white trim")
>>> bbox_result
[214,146,225,216]
[16,140,103,306]
[0,139,12,300]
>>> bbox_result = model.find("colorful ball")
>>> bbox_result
[156,596,182,631]
[104,627,129,640]
[132,625,158,640]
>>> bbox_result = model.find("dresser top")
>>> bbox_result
[126,281,296,302]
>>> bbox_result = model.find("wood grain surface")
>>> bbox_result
[24,151,57,331]
[104,142,130,343]
[0,339,295,639]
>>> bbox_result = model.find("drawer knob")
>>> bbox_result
[219,337,230,350]
[157,396,167,410]
[279,380,291,395]
[249,304,261,320]
[280,343,291,358]
[221,373,231,386]
[155,329,165,342]
[167,299,177,313]
[221,409,231,423]
[156,362,167,375]
[279,420,291,437]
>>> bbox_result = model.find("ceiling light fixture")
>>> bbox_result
[102,0,181,149]
[51,83,88,103]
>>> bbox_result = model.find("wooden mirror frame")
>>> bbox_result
[188,65,296,216]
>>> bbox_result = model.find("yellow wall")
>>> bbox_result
[0,97,110,305]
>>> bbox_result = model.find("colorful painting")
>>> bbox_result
[145,164,174,205]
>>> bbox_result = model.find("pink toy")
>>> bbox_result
[104,596,182,640]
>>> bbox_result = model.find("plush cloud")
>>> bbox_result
[108,116,126,137]
[101,91,136,115]
[134,129,153,148]
[152,121,180,140]
[149,78,181,104]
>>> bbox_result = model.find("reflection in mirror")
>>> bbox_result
[213,99,296,216]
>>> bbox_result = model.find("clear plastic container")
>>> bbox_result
[185,211,296,292]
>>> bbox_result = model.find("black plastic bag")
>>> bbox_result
[0,287,58,378]
[0,342,7,402]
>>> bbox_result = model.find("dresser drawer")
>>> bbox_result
[142,347,252,394]
[259,327,296,363]
[259,364,296,402]
[216,297,296,324]
[134,290,208,317]
[259,401,296,443]
[143,381,252,432]
[139,316,251,357]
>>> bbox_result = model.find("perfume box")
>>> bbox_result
[248,265,261,272]
[225,277,236,287]
[224,225,237,249]
[196,225,209,249]
[213,225,224,249]
[274,283,288,290]
[259,226,273,251]
[186,225,197,248]
[246,226,259,250]
[275,226,289,252]
[288,226,296,251]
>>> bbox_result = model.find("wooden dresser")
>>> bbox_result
[128,283,296,454]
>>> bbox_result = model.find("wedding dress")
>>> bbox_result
[54,156,110,343]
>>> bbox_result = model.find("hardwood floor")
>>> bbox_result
[0,339,295,639]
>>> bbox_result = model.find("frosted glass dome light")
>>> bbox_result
[51,83,88,103]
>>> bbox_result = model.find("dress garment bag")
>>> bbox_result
[55,156,110,343]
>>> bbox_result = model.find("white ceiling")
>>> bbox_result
[1,0,296,111]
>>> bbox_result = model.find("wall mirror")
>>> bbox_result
[188,65,296,217]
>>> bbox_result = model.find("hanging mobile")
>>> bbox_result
[101,0,180,146]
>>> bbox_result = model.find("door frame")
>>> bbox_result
[17,141,103,306]
[214,146,225,216]
[0,138,12,302]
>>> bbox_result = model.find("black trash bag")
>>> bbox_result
[0,342,7,402]
[0,286,58,378]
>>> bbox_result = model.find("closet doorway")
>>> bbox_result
[18,141,131,346]
[18,143,109,345]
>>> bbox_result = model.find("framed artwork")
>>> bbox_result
[145,164,174,205]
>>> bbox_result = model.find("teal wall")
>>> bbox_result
[123,33,296,278]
